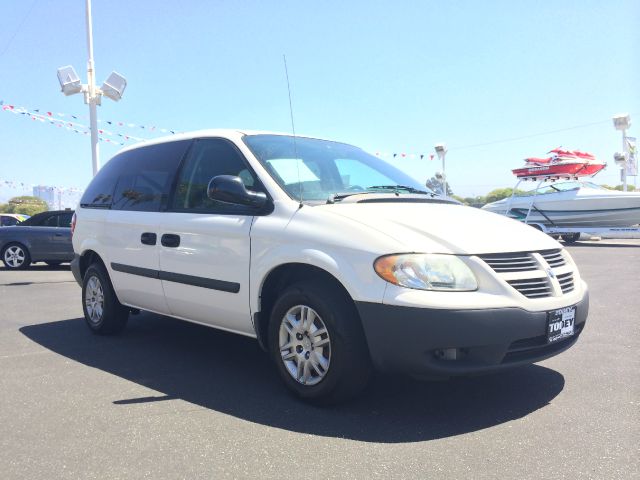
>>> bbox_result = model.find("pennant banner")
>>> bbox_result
[374,152,436,161]
[2,100,445,162]
[1,103,150,145]
[0,179,83,195]
[1,99,178,135]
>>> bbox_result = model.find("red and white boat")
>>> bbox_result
[512,148,606,179]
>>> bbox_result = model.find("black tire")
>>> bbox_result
[561,233,580,244]
[2,242,31,270]
[82,262,129,335]
[268,280,372,404]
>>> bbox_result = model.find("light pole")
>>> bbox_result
[612,113,631,191]
[57,0,127,176]
[434,143,448,197]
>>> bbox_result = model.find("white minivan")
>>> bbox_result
[71,130,588,403]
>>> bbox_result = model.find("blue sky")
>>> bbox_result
[0,0,638,205]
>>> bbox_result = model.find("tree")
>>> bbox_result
[4,196,49,216]
[600,184,636,192]
[484,188,525,204]
[463,196,487,207]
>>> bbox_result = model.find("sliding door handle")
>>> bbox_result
[140,232,157,245]
[161,233,181,248]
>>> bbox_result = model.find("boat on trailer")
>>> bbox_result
[483,149,640,242]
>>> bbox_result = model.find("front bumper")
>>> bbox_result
[356,289,588,377]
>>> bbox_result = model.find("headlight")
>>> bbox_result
[374,254,478,291]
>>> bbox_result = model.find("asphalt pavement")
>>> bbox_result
[0,241,638,479]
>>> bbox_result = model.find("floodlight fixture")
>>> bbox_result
[57,65,83,96]
[613,152,626,166]
[101,71,127,102]
[612,113,631,131]
[434,143,447,160]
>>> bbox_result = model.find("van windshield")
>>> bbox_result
[243,134,434,203]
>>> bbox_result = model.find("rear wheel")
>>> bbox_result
[268,280,372,404]
[2,243,31,270]
[82,262,128,334]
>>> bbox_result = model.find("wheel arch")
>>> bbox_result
[78,249,107,279]
[254,263,361,352]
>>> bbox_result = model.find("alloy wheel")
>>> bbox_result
[279,305,331,386]
[4,246,25,268]
[85,276,105,324]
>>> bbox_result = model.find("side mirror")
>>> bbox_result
[207,175,268,208]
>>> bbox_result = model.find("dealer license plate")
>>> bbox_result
[547,306,576,343]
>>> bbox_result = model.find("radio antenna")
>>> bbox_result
[283,54,303,208]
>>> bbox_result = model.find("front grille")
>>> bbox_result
[540,249,566,267]
[479,248,574,299]
[506,278,552,298]
[557,272,574,293]
[478,252,537,272]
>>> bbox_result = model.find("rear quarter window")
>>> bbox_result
[81,140,191,210]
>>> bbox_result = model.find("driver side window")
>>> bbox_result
[172,138,258,213]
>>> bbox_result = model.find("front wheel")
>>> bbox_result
[82,262,129,334]
[268,280,372,404]
[2,243,31,270]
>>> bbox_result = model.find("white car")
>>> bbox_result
[71,130,589,403]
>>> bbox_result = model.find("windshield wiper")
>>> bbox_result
[327,185,437,203]
[366,185,435,195]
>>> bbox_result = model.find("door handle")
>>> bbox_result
[54,233,64,237]
[140,232,157,245]
[161,233,180,248]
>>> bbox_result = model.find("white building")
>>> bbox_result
[32,186,57,209]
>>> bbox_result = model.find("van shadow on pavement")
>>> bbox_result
[20,313,565,443]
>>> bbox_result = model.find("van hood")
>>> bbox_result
[318,201,560,254]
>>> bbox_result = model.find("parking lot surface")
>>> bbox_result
[1,241,638,479]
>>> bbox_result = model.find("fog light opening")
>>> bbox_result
[434,348,459,360]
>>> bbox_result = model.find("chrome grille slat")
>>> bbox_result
[479,249,573,299]
[540,249,566,267]
[506,277,551,298]
[556,272,574,293]
[479,252,537,273]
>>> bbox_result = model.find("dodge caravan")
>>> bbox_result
[71,130,588,403]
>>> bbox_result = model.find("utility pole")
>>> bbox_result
[434,144,448,197]
[85,0,100,176]
[57,0,127,177]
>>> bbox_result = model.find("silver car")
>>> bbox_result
[0,210,74,270]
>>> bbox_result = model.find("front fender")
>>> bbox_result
[250,242,387,316]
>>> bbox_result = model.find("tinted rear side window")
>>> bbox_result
[1,216,19,226]
[58,212,73,227]
[81,140,191,210]
[43,215,59,227]
[80,153,129,208]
